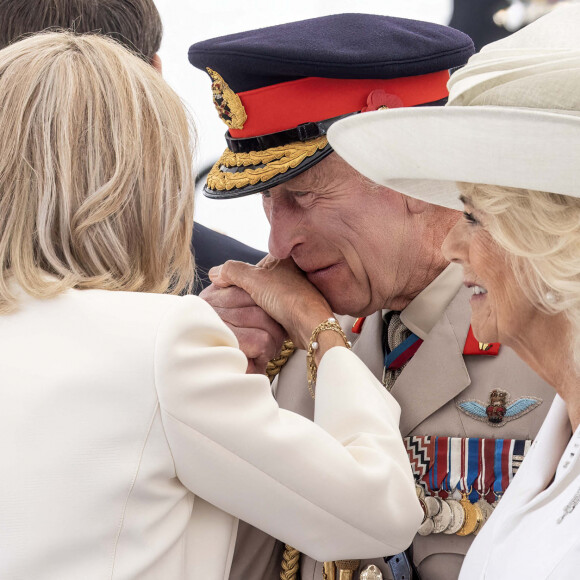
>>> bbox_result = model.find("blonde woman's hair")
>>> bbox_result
[463,183,580,368]
[0,32,196,313]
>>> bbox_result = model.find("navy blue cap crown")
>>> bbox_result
[189,13,474,91]
[189,13,474,199]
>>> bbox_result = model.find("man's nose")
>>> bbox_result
[265,200,303,260]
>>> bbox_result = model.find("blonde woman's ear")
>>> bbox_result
[151,53,162,74]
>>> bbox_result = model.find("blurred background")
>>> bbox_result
[154,0,567,251]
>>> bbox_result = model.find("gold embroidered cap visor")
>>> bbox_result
[204,136,333,199]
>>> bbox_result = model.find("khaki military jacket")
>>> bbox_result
[230,267,555,580]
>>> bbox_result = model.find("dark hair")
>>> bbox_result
[0,0,163,61]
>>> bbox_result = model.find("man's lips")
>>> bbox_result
[302,263,342,282]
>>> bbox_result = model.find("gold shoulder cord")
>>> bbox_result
[265,340,301,580]
[265,339,296,381]
[267,339,358,580]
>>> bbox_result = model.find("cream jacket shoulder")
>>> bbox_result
[0,288,422,580]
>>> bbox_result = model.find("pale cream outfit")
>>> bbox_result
[0,287,422,580]
[460,395,580,579]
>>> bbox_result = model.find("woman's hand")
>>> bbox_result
[209,257,336,351]
[200,282,286,374]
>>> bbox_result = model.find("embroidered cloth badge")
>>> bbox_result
[457,389,542,427]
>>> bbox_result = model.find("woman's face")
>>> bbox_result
[442,200,538,346]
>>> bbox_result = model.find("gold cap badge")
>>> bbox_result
[207,68,247,130]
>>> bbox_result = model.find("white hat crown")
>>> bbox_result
[327,4,580,208]
[448,5,580,111]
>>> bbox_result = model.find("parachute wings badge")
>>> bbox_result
[457,389,542,427]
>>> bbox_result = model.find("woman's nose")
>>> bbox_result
[442,220,468,266]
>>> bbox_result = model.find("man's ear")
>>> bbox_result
[151,53,163,74]
[406,196,429,215]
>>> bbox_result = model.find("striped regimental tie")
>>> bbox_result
[382,312,423,391]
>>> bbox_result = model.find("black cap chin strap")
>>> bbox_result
[225,112,357,154]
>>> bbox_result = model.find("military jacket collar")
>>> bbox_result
[343,281,472,435]
[381,262,464,340]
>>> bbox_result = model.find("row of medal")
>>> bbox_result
[416,484,497,536]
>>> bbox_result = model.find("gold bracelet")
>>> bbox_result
[306,317,351,399]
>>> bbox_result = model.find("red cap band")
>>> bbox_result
[231,70,450,138]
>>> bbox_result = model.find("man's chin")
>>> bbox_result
[307,269,373,317]
[323,295,374,319]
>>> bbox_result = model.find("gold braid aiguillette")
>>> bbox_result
[335,559,361,580]
[265,344,300,580]
[323,561,337,580]
[265,340,296,380]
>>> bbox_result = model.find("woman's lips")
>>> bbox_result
[465,282,488,301]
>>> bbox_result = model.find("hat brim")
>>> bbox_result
[327,106,580,210]
[204,138,333,199]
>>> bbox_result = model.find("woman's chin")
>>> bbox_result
[470,322,499,345]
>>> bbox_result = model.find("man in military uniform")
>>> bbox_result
[189,14,555,580]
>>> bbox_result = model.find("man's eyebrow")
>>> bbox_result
[285,185,310,194]
[459,194,471,205]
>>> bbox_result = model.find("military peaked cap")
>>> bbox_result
[188,13,474,199]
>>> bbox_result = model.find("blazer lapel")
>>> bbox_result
[391,288,472,436]
[512,396,572,501]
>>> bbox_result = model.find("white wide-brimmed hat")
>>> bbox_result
[327,4,580,210]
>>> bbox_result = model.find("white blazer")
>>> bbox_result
[0,288,422,580]
[460,395,580,579]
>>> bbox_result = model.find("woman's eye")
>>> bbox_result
[463,211,479,225]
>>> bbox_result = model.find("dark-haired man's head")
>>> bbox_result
[0,0,162,65]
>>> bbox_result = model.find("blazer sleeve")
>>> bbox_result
[153,295,422,561]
